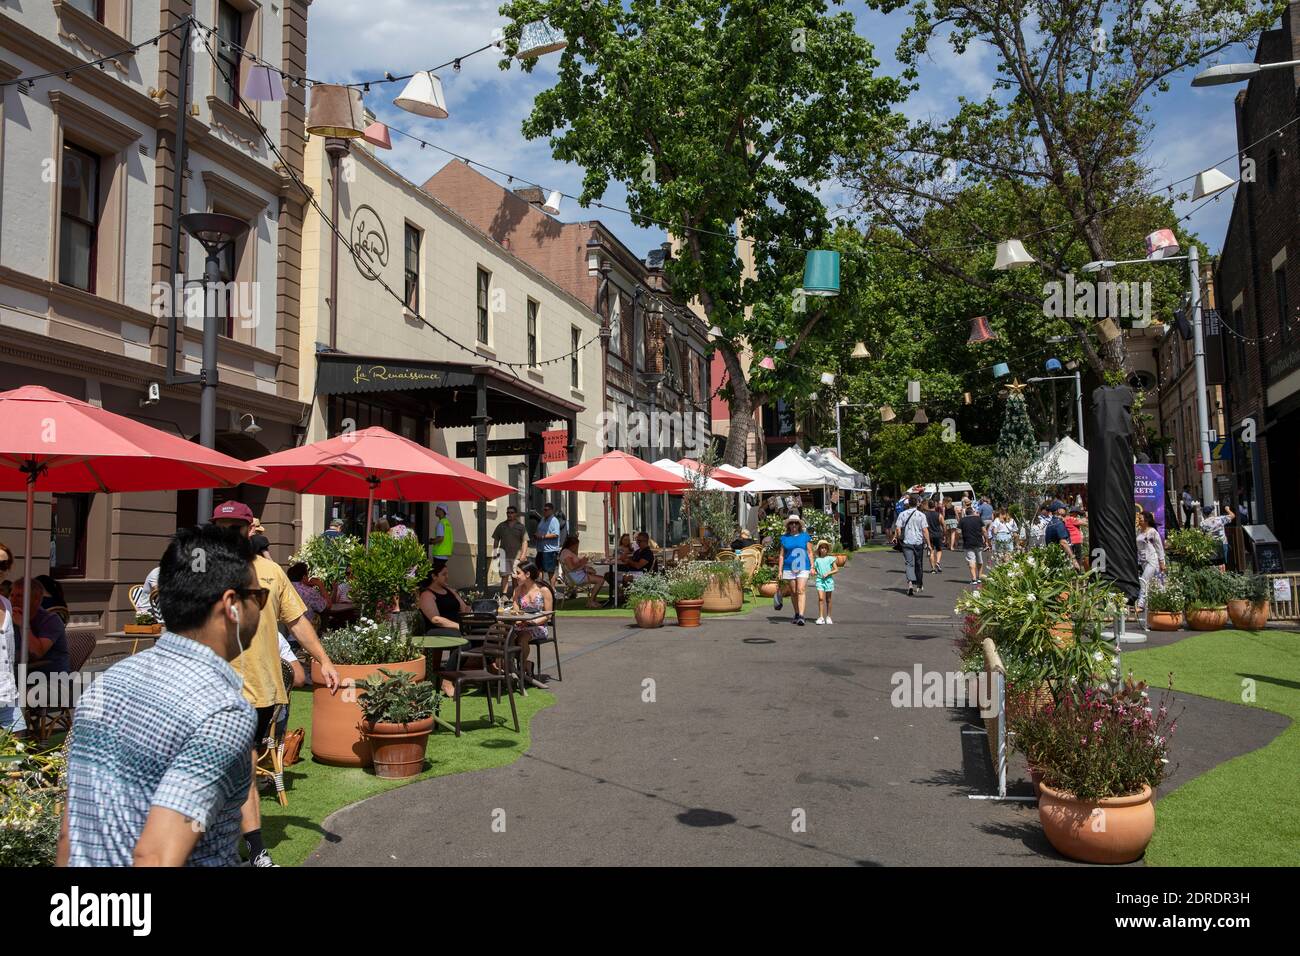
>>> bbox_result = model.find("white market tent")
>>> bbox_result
[729,466,799,493]
[1024,436,1089,485]
[755,446,836,490]
[806,446,869,492]
[650,458,737,492]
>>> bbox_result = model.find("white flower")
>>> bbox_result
[1026,592,1036,602]
[1094,651,1105,661]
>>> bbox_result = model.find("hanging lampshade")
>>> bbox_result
[516,19,568,59]
[802,250,841,296]
[907,380,921,403]
[758,356,776,371]
[1045,357,1063,372]
[394,71,449,119]
[542,190,562,215]
[244,65,286,102]
[851,341,870,359]
[362,121,392,149]
[820,372,836,386]
[306,84,367,138]
[966,315,997,344]
[992,362,1011,378]
[1144,228,1180,260]
[993,239,1035,270]
[707,325,722,338]
[963,392,972,405]
[774,338,788,351]
[879,404,896,423]
[1097,318,1121,342]
[1191,166,1235,201]
[911,407,929,425]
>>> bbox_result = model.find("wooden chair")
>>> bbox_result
[254,699,289,807]
[26,631,97,742]
[716,549,737,561]
[433,624,521,737]
[736,547,761,581]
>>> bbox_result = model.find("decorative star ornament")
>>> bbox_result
[1004,378,1029,395]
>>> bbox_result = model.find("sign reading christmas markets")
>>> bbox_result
[351,204,389,281]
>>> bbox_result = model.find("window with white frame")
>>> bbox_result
[527,299,539,367]
[477,268,491,343]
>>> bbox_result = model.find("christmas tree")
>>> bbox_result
[997,382,1038,460]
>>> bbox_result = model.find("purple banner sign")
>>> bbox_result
[1134,464,1166,539]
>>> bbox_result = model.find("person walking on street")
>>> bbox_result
[812,539,838,624]
[943,497,959,551]
[1044,501,1079,571]
[989,508,1019,567]
[959,505,990,585]
[1201,504,1235,569]
[923,499,945,574]
[778,514,814,625]
[1135,511,1166,612]
[491,505,529,587]
[534,502,563,585]
[893,496,928,597]
[1065,507,1086,566]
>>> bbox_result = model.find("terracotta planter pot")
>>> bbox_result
[124,623,163,635]
[1145,610,1183,631]
[310,658,426,767]
[1227,599,1269,631]
[674,599,705,627]
[1037,783,1155,864]
[701,575,743,612]
[1185,607,1228,631]
[834,553,848,567]
[633,599,666,628]
[362,717,433,779]
[757,581,778,598]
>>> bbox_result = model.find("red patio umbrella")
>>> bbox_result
[0,385,265,667]
[535,451,689,606]
[244,425,513,540]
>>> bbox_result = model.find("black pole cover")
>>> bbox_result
[1087,386,1140,602]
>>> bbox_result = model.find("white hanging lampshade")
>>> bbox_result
[707,325,722,338]
[993,239,1036,270]
[306,84,367,138]
[394,71,449,119]
[851,341,870,359]
[879,404,896,423]
[362,121,392,149]
[542,190,562,215]
[516,20,568,59]
[820,372,836,386]
[1144,228,1180,260]
[1191,166,1236,201]
[244,65,286,102]
[907,380,921,403]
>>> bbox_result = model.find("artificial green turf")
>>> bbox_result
[552,591,763,618]
[1122,629,1300,867]
[259,685,554,866]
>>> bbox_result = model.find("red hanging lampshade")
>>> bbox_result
[967,315,997,344]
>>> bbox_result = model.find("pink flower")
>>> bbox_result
[1092,719,1103,731]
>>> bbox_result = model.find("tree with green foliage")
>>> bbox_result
[844,0,1284,376]
[499,0,907,465]
[870,422,991,492]
[997,389,1038,460]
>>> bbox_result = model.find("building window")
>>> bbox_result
[571,326,581,388]
[58,144,101,293]
[67,0,105,21]
[476,268,491,344]
[50,493,92,579]
[1277,267,1290,344]
[609,295,622,356]
[527,299,538,367]
[404,223,421,312]
[215,1,243,105]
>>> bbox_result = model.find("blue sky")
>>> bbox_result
[305,0,1264,259]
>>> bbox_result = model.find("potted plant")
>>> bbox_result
[1143,577,1185,631]
[353,669,436,779]
[0,736,66,867]
[124,611,162,636]
[627,572,670,628]
[698,560,744,612]
[750,564,780,598]
[292,532,360,601]
[348,531,431,622]
[1013,679,1176,864]
[833,549,850,568]
[1228,573,1271,630]
[1164,528,1219,569]
[1180,566,1233,630]
[667,564,708,627]
[311,618,424,767]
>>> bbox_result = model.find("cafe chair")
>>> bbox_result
[527,584,562,682]
[26,631,97,743]
[433,624,520,737]
[254,702,289,807]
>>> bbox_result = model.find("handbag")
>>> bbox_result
[773,578,784,610]
[282,727,305,766]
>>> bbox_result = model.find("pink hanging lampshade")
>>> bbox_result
[1144,228,1180,260]
[967,315,997,344]
[244,65,287,102]
[362,121,392,149]
[758,356,776,371]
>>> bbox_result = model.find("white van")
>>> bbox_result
[908,482,976,500]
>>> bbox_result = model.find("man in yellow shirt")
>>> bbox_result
[213,502,340,867]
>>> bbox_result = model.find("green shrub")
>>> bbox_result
[1176,566,1234,610]
[353,669,437,725]
[1231,573,1271,604]
[1165,528,1219,568]
[626,572,670,608]
[348,532,431,622]
[319,618,419,666]
[291,533,360,591]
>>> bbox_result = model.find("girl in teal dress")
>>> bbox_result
[812,539,839,625]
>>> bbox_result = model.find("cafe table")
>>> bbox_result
[413,632,469,734]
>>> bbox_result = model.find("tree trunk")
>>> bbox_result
[717,339,759,468]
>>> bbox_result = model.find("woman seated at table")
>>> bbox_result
[509,561,554,688]
[559,535,605,607]
[287,562,329,627]
[417,560,470,631]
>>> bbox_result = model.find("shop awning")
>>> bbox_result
[315,352,583,427]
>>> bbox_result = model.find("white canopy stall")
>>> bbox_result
[1025,436,1089,486]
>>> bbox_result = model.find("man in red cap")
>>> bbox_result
[213,502,340,867]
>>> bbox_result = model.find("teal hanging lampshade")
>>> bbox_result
[992,362,1011,378]
[802,250,840,297]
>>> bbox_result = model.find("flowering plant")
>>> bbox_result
[0,735,65,867]
[318,618,418,666]
[1009,676,1177,801]
[291,533,360,590]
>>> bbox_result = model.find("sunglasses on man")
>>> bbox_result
[236,587,270,609]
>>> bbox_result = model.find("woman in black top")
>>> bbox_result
[417,561,470,629]
[923,501,944,574]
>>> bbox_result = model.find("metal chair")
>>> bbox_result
[433,624,521,736]
[26,630,97,742]
[527,584,561,682]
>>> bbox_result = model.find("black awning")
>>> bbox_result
[316,353,583,428]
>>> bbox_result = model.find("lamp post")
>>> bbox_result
[1082,249,1213,506]
[1026,374,1085,448]
[179,212,250,522]
[1192,59,1300,86]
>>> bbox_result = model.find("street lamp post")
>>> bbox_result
[179,212,250,522]
[1192,59,1300,86]
[1027,374,1085,448]
[834,401,871,460]
[1083,250,1213,506]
